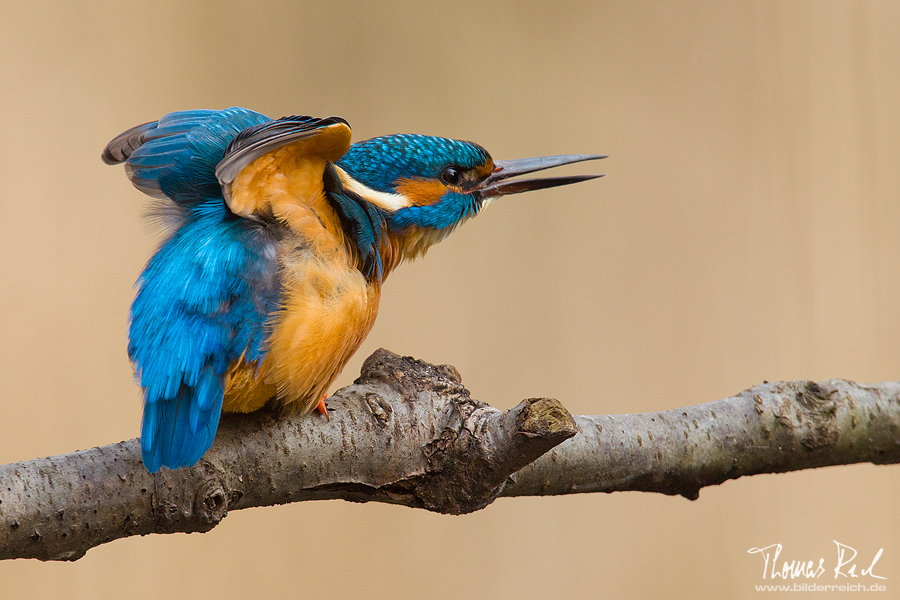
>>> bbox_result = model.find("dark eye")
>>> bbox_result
[441,166,463,186]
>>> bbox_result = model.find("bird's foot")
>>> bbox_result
[315,396,330,421]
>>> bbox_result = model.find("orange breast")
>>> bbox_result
[222,209,382,416]
[265,248,381,414]
[222,247,381,415]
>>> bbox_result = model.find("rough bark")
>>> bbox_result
[502,379,900,499]
[1,350,898,562]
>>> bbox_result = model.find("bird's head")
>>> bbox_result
[333,134,604,239]
[325,133,603,280]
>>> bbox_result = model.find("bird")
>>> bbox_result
[103,107,605,472]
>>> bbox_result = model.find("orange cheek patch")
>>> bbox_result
[394,177,453,206]
[474,159,495,179]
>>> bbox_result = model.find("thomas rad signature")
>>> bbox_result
[748,541,885,580]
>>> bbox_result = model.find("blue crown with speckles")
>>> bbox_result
[337,134,490,193]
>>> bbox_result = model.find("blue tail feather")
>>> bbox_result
[162,390,194,469]
[140,376,225,472]
[141,401,159,454]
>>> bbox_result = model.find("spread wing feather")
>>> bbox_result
[103,108,270,201]
[105,108,354,471]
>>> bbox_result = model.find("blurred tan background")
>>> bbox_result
[1,1,898,598]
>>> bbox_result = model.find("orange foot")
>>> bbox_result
[315,396,330,421]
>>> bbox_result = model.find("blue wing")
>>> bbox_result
[105,108,279,472]
[103,107,271,202]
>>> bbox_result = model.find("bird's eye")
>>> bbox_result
[441,166,463,186]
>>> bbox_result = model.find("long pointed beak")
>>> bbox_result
[475,154,606,198]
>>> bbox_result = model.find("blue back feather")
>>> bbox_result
[115,109,279,472]
[131,202,279,472]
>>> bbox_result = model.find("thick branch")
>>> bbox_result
[1,351,898,562]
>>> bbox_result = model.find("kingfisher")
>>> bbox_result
[103,107,604,472]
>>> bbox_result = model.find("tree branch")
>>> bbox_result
[1,349,898,561]
[502,378,900,500]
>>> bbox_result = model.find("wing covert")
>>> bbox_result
[215,115,352,216]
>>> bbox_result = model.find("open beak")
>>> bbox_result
[474,154,606,198]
